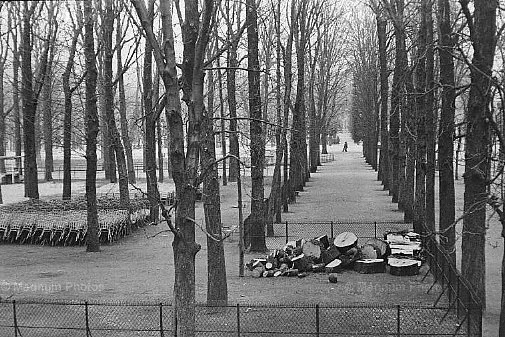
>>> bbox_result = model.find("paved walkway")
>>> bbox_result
[282,133,404,223]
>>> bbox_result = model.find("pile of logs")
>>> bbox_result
[247,230,424,279]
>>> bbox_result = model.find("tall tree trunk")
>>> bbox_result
[461,0,497,309]
[116,11,136,184]
[437,0,456,265]
[22,2,51,199]
[414,0,427,235]
[0,65,5,174]
[283,0,296,211]
[43,7,57,182]
[377,13,389,188]
[216,56,227,186]
[388,0,406,204]
[290,0,308,193]
[143,2,159,223]
[104,0,130,208]
[424,1,436,234]
[247,0,267,252]
[84,0,100,252]
[203,57,228,307]
[12,27,22,176]
[404,76,416,223]
[62,6,83,200]
[308,30,321,174]
[226,18,239,183]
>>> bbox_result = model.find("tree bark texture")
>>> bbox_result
[116,12,136,184]
[84,0,100,252]
[414,0,427,235]
[462,0,497,309]
[247,0,267,252]
[437,0,456,265]
[377,14,389,188]
[203,63,228,306]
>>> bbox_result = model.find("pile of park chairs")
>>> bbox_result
[0,209,148,246]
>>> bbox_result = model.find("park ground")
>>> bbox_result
[0,133,501,335]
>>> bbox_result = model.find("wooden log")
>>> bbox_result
[262,270,275,277]
[321,245,341,264]
[282,268,299,277]
[273,270,282,277]
[312,263,326,273]
[315,235,330,249]
[325,258,342,273]
[291,254,313,272]
[364,238,391,258]
[388,258,420,276]
[339,247,360,268]
[297,272,308,278]
[302,239,323,261]
[360,244,382,260]
[354,259,386,274]
[333,232,358,252]
[328,273,338,283]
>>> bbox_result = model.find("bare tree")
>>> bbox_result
[62,2,84,200]
[84,0,100,252]
[460,0,498,308]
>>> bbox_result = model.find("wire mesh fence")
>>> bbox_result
[260,221,412,248]
[0,300,474,337]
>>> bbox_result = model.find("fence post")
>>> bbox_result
[159,303,164,337]
[396,305,401,337]
[12,300,18,337]
[85,301,91,337]
[285,221,289,244]
[456,276,460,319]
[467,305,471,337]
[315,304,320,337]
[374,222,377,239]
[237,304,241,337]
[330,222,334,239]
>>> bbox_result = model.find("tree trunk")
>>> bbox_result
[424,1,436,234]
[388,0,406,204]
[84,0,100,252]
[12,29,22,176]
[290,0,308,194]
[21,3,40,199]
[283,0,296,212]
[404,77,416,223]
[247,0,267,253]
[62,6,82,200]
[0,66,5,174]
[104,0,130,209]
[414,0,427,235]
[43,8,57,182]
[377,14,389,187]
[216,56,227,186]
[226,29,239,182]
[116,12,136,184]
[462,0,497,309]
[437,0,456,265]
[142,5,159,223]
[203,59,228,306]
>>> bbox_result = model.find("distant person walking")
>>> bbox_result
[342,141,348,152]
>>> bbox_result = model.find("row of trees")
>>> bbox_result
[350,0,503,330]
[0,1,349,336]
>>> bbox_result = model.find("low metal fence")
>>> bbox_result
[423,236,482,337]
[261,221,412,248]
[0,300,470,336]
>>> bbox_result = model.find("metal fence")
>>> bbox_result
[261,221,412,248]
[0,300,470,336]
[423,236,482,337]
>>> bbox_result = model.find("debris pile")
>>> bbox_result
[246,231,424,279]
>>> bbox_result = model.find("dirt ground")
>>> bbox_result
[0,133,500,335]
